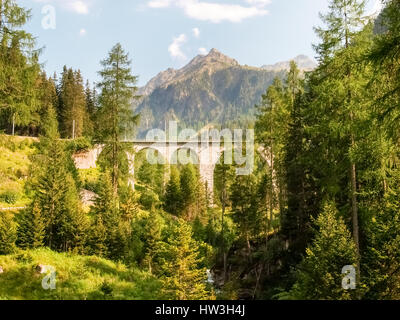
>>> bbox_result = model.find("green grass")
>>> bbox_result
[0,135,36,209]
[0,248,163,300]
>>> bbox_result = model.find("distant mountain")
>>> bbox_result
[134,49,315,137]
[138,49,240,97]
[261,55,317,72]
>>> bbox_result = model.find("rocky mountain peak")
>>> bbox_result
[138,49,240,96]
[138,50,316,98]
[183,48,239,72]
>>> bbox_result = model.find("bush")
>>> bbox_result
[67,137,93,153]
[0,190,19,205]
[139,189,160,211]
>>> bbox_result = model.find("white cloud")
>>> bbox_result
[192,27,200,38]
[367,0,384,16]
[68,1,89,14]
[148,0,172,8]
[34,0,91,15]
[245,0,270,7]
[147,0,269,23]
[168,34,187,60]
[79,28,87,36]
[198,47,208,55]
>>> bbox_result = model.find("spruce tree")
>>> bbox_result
[84,80,96,138]
[90,215,108,257]
[0,0,40,134]
[180,164,198,219]
[155,219,211,300]
[0,212,17,254]
[31,109,87,252]
[57,67,88,138]
[36,72,58,136]
[96,43,140,200]
[164,166,182,215]
[17,202,45,249]
[90,170,132,261]
[291,202,360,300]
[230,174,260,255]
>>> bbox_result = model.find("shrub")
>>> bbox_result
[67,137,93,153]
[0,190,19,205]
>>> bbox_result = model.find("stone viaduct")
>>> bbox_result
[73,139,268,199]
[73,140,228,197]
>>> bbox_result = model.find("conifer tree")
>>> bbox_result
[214,157,235,280]
[291,202,359,300]
[91,170,132,261]
[255,77,288,222]
[164,166,182,215]
[230,174,260,254]
[0,0,40,134]
[83,80,95,138]
[311,0,369,267]
[180,164,198,219]
[57,67,88,138]
[362,171,400,299]
[369,0,400,140]
[96,43,140,200]
[90,215,108,257]
[36,72,58,136]
[0,212,17,254]
[155,219,211,300]
[31,109,87,252]
[17,202,45,249]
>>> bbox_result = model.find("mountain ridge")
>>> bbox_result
[134,49,316,136]
[139,49,315,97]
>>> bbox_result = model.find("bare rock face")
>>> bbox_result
[134,49,316,137]
[137,48,239,98]
[134,48,289,136]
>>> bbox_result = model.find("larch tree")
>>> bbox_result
[312,0,368,271]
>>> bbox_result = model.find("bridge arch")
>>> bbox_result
[73,142,259,202]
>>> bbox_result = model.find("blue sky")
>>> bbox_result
[19,0,382,86]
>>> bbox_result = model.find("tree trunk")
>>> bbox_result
[12,113,15,136]
[221,173,227,282]
[350,132,360,281]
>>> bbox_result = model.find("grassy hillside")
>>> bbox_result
[0,136,164,300]
[0,248,162,300]
[0,135,36,209]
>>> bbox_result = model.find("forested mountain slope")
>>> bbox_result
[134,49,315,135]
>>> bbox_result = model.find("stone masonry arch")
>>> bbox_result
[73,142,225,199]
